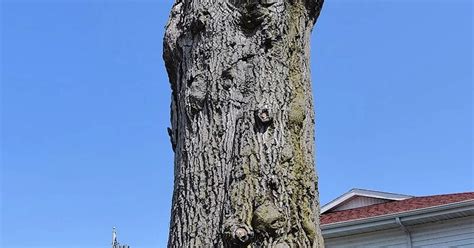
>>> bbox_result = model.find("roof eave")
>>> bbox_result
[321,199,474,239]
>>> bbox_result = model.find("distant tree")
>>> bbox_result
[164,0,324,247]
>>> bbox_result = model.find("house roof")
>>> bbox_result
[321,192,474,225]
[321,188,413,214]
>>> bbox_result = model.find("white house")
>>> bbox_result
[320,189,474,248]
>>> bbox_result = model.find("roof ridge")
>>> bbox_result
[414,191,474,198]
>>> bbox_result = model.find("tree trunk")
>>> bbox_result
[164,0,324,247]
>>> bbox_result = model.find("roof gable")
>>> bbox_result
[321,188,413,214]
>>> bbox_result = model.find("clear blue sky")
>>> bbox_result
[1,0,472,247]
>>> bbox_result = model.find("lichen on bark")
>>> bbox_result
[164,0,324,247]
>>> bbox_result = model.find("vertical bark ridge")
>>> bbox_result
[164,0,324,247]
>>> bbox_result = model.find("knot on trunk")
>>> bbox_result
[274,242,290,248]
[255,107,273,126]
[224,221,254,247]
[186,76,207,114]
[234,226,252,244]
[252,202,286,235]
[230,1,272,34]
[240,6,266,32]
[189,10,210,35]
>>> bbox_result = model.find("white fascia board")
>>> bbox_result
[352,189,413,201]
[321,191,357,214]
[321,199,474,238]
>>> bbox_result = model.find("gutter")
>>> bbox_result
[396,217,412,248]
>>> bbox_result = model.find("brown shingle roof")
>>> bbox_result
[321,192,474,225]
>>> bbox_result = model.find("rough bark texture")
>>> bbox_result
[164,0,324,247]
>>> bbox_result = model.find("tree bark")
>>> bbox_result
[164,0,324,247]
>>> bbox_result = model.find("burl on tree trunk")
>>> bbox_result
[164,0,324,247]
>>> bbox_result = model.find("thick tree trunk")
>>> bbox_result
[164,0,324,247]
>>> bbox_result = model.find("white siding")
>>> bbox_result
[325,228,407,248]
[324,216,474,248]
[411,216,474,248]
[334,196,392,211]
